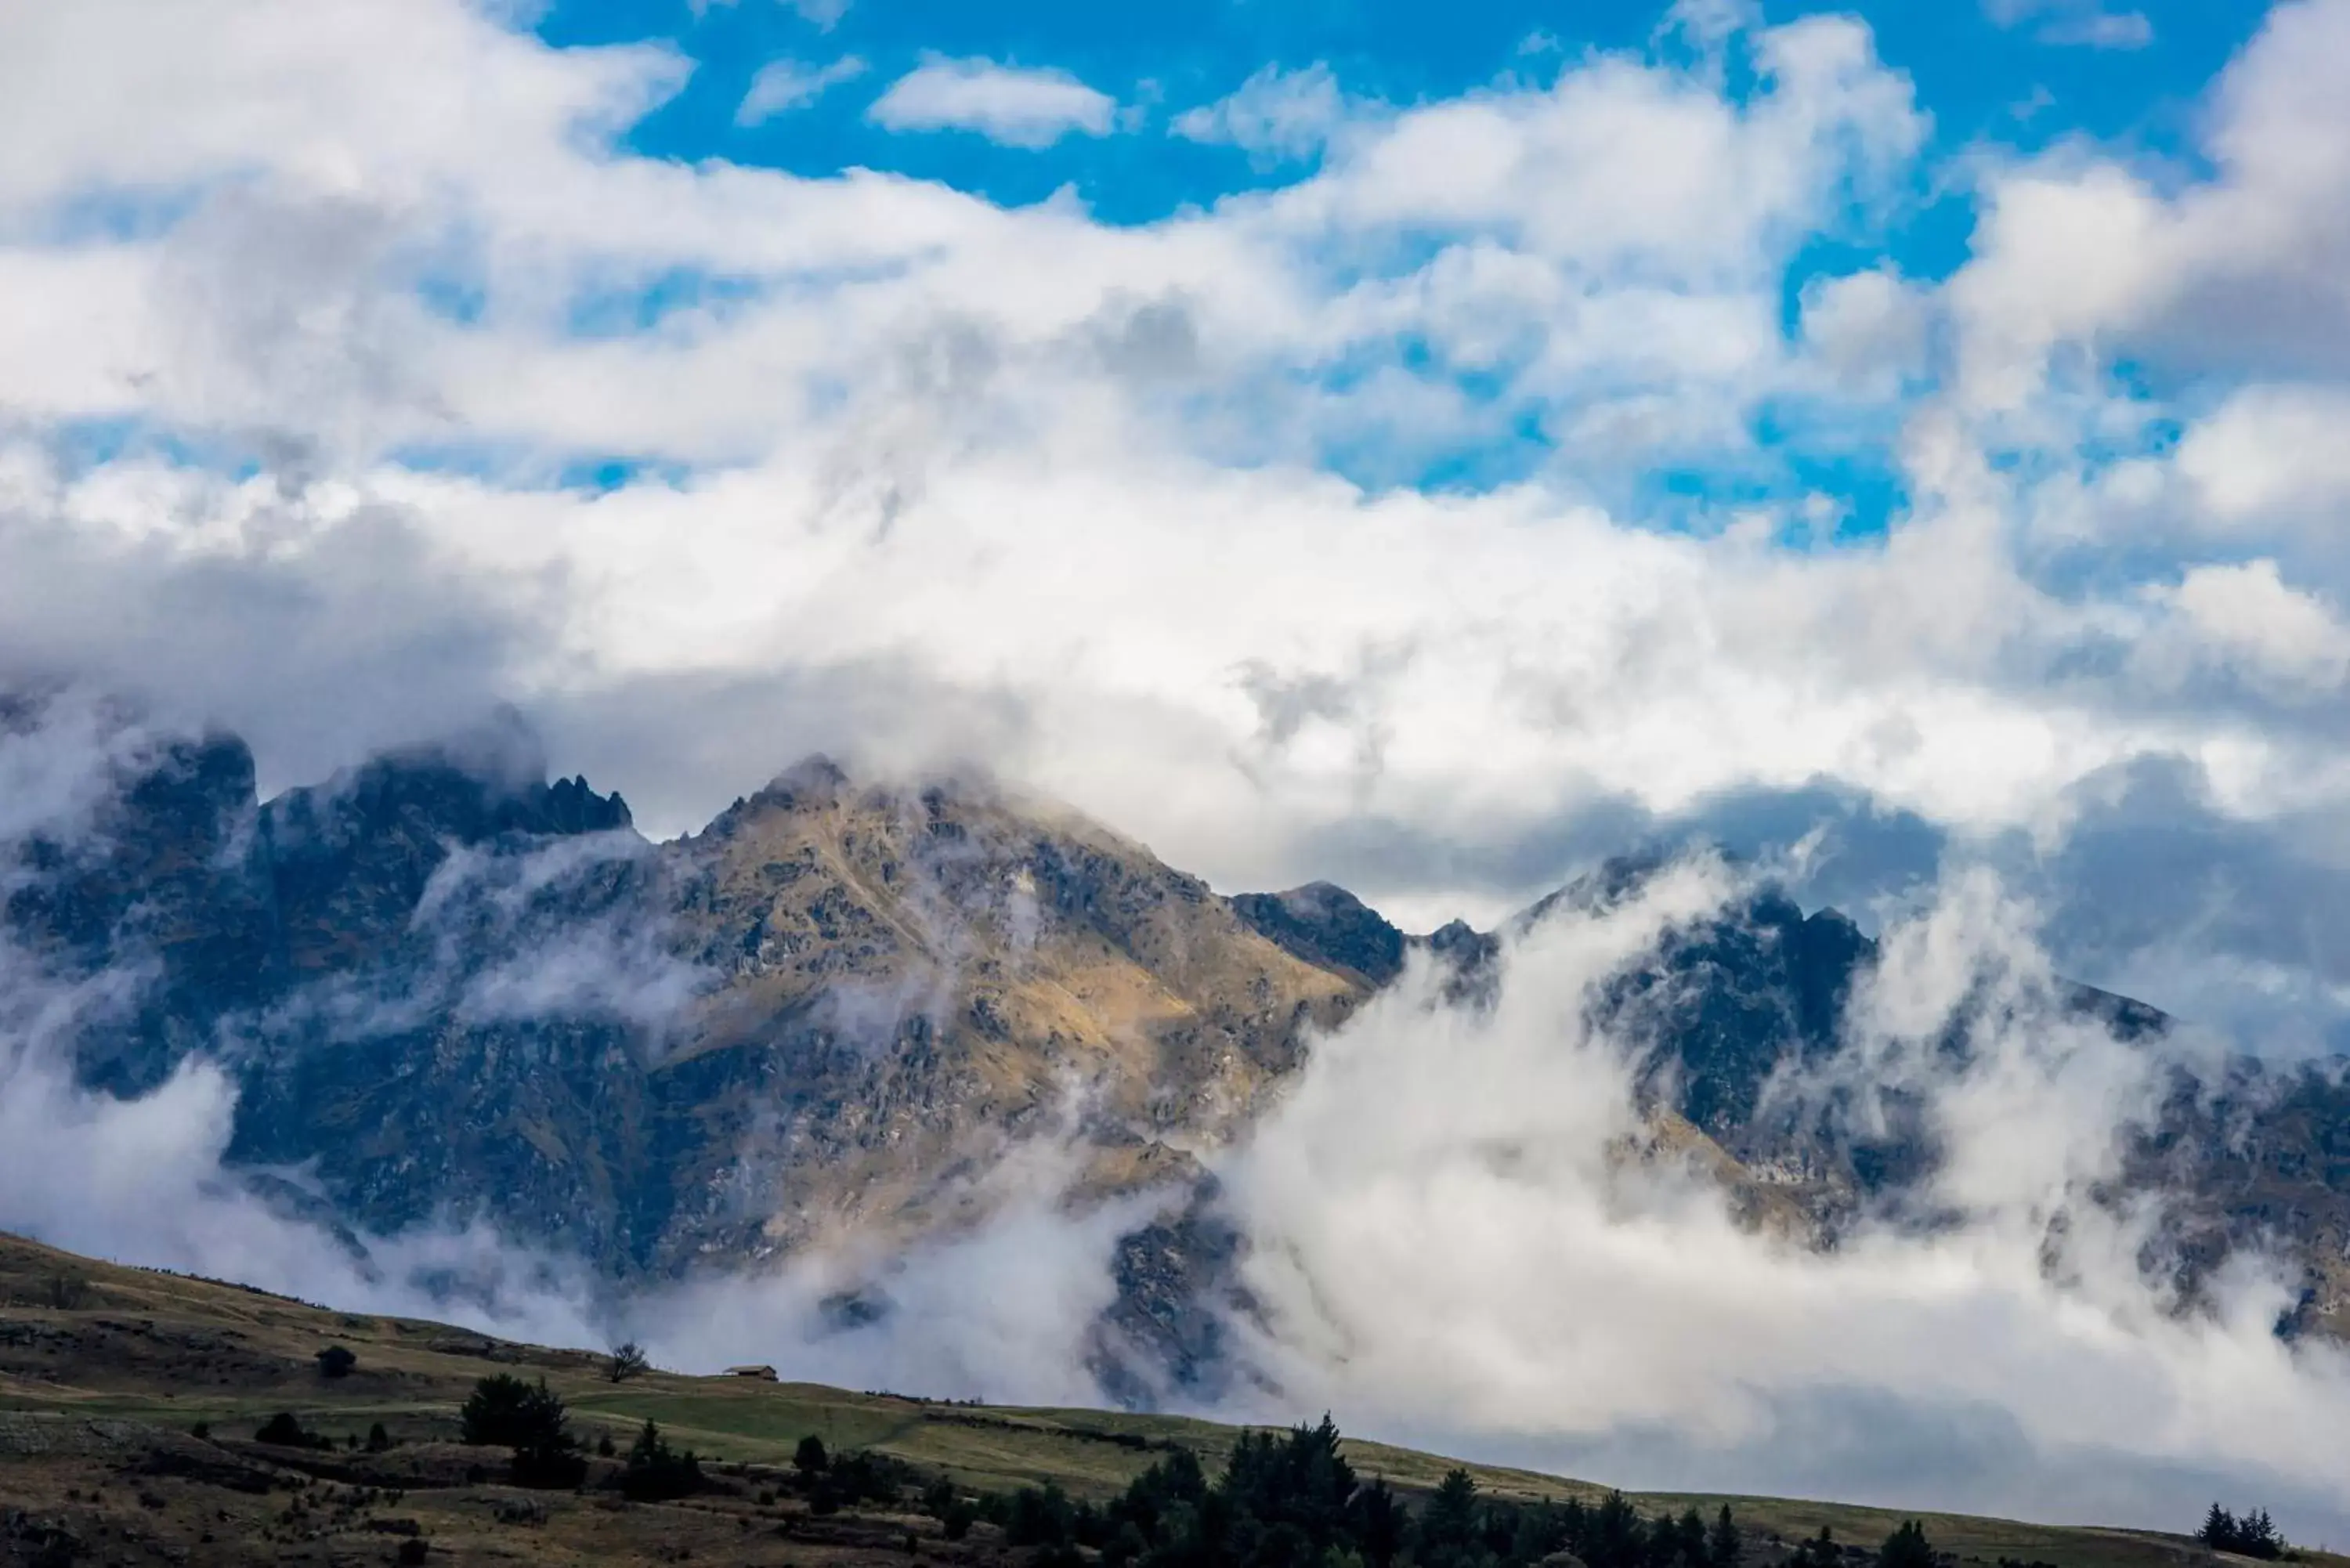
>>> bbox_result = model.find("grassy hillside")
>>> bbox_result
[0,1230,2320,1568]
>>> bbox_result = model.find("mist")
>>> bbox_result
[5,692,2347,1545]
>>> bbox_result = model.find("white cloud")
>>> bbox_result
[784,0,851,29]
[1982,0,2155,50]
[2157,560,2350,694]
[0,0,2338,1093]
[1171,63,1352,164]
[1953,0,2350,408]
[2175,384,2350,533]
[867,56,1117,148]
[691,0,851,27]
[1216,862,2350,1537]
[1800,266,1932,391]
[736,54,867,125]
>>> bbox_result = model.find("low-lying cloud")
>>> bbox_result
[5,695,2347,1544]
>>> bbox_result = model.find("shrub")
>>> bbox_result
[794,1434,830,1476]
[460,1375,562,1449]
[367,1422,392,1454]
[618,1420,707,1503]
[255,1412,331,1451]
[314,1345,357,1379]
[1006,1483,1076,1548]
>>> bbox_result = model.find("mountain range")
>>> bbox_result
[5,692,2348,1400]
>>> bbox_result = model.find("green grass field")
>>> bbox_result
[0,1229,2330,1568]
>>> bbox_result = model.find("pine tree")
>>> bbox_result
[1709,1505,1742,1568]
[1878,1519,1935,1568]
[1420,1469,1480,1555]
[2242,1509,2281,1560]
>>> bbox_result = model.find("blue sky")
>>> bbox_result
[544,0,2260,241]
[507,0,2269,522]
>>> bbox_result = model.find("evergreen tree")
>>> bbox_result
[458,1374,580,1489]
[1708,1505,1742,1568]
[1671,1508,1710,1568]
[1419,1469,1480,1561]
[1878,1520,1935,1568]
[618,1418,706,1502]
[2240,1509,2283,1560]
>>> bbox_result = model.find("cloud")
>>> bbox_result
[1953,0,2350,408]
[783,0,851,30]
[690,0,851,27]
[2154,560,2350,695]
[866,56,1117,148]
[1171,64,1352,164]
[8,688,2350,1536]
[1209,860,2350,1541]
[736,54,868,125]
[1981,0,2154,49]
[2174,385,2350,536]
[1799,266,1932,392]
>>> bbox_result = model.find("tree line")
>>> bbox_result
[971,1415,1941,1568]
[2198,1505,2286,1560]
[342,1377,2302,1568]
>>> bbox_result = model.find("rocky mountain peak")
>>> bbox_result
[8,701,2347,1387]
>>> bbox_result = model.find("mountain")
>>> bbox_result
[3,703,1361,1317]
[5,693,2349,1396]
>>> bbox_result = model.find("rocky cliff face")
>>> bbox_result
[3,703,1359,1295]
[8,695,2349,1390]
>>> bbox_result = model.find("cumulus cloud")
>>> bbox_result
[867,56,1118,148]
[2155,561,2350,695]
[1799,266,1932,392]
[1171,64,1353,164]
[0,0,2336,1068]
[1954,0,2350,406]
[736,54,868,125]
